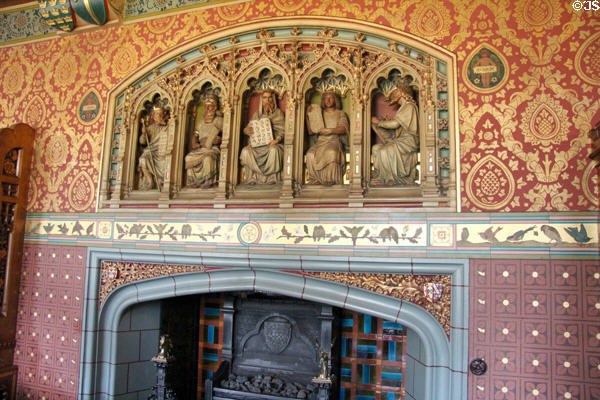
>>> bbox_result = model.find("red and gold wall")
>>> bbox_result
[0,0,599,213]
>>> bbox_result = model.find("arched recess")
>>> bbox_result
[98,18,459,210]
[79,248,468,400]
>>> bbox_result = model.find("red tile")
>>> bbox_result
[522,291,549,317]
[522,320,550,347]
[38,367,54,387]
[523,260,550,288]
[522,350,550,377]
[552,261,580,289]
[552,293,582,319]
[586,385,600,399]
[470,374,490,400]
[520,379,549,400]
[585,323,600,351]
[554,381,583,400]
[584,294,600,318]
[492,290,520,316]
[493,318,519,345]
[584,352,600,380]
[473,317,491,344]
[492,347,519,374]
[492,377,518,400]
[554,352,583,379]
[471,259,491,288]
[492,260,519,288]
[39,347,55,368]
[474,289,491,315]
[552,321,582,349]
[583,261,600,290]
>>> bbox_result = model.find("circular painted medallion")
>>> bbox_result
[463,45,508,93]
[78,89,102,125]
[238,222,262,245]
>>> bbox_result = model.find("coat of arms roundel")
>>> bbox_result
[263,317,292,354]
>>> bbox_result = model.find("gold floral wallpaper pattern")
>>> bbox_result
[0,0,598,212]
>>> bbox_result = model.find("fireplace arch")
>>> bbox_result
[79,248,468,400]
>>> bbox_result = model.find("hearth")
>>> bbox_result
[205,294,338,400]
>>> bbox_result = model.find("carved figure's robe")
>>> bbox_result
[240,108,285,184]
[305,109,348,185]
[185,116,223,187]
[371,102,419,185]
[138,122,168,190]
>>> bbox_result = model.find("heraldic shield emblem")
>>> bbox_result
[422,282,443,303]
[263,317,292,354]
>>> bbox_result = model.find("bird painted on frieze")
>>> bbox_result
[478,226,502,243]
[506,226,535,242]
[540,225,561,244]
[564,223,591,244]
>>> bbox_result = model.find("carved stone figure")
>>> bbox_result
[371,86,419,185]
[138,106,170,191]
[240,90,285,185]
[185,94,223,188]
[305,91,349,185]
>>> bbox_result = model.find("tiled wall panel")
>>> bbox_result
[469,259,600,400]
[14,245,86,400]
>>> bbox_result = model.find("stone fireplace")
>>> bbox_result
[79,248,468,400]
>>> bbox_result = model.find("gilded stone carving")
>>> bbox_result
[97,25,456,209]
[100,261,206,304]
[302,272,451,336]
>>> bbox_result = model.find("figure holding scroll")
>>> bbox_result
[305,91,348,185]
[240,90,285,185]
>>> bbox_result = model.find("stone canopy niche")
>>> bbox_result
[98,21,457,209]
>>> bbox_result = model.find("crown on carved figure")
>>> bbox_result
[253,71,286,95]
[314,71,349,97]
[379,75,414,101]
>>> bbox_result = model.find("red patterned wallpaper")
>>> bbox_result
[0,0,598,212]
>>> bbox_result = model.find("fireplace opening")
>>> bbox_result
[115,292,422,400]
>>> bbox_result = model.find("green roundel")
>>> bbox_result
[70,0,107,25]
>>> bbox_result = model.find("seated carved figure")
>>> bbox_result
[371,85,419,185]
[184,94,223,188]
[240,90,285,185]
[305,91,348,185]
[138,106,169,191]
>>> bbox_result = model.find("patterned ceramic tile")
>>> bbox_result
[521,379,549,400]
[522,351,550,377]
[554,381,583,400]
[492,377,518,400]
[552,261,580,289]
[13,244,86,399]
[552,322,582,349]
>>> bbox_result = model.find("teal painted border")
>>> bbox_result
[0,5,54,45]
[79,248,468,399]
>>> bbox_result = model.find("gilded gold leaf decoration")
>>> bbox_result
[100,261,207,304]
[513,0,561,36]
[410,0,452,41]
[302,272,452,336]
[466,154,515,210]
[520,93,571,149]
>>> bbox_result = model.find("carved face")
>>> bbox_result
[205,101,217,120]
[261,92,275,113]
[323,92,336,109]
[151,108,166,124]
